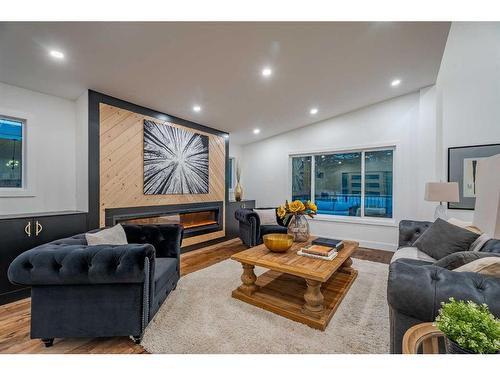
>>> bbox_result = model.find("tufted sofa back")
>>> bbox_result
[7,224,184,288]
[398,220,432,248]
[399,220,500,253]
[480,238,500,253]
[388,258,500,321]
[8,240,155,286]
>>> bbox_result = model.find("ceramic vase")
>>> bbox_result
[234,182,243,202]
[444,337,475,354]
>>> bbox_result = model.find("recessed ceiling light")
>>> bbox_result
[310,108,318,115]
[391,79,401,87]
[253,128,261,135]
[193,105,201,112]
[261,67,272,77]
[49,50,65,59]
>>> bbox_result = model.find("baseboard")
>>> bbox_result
[0,288,31,305]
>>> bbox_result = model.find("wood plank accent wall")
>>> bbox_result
[99,103,226,245]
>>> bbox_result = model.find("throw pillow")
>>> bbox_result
[469,233,491,252]
[413,218,480,260]
[390,247,437,263]
[447,217,483,234]
[433,251,499,270]
[453,257,500,278]
[253,209,279,226]
[86,224,128,246]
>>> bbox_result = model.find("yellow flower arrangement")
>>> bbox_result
[277,205,287,219]
[288,200,305,213]
[277,199,317,220]
[306,201,317,212]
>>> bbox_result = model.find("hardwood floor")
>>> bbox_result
[0,238,392,354]
[352,247,393,264]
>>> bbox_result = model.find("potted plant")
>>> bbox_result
[434,297,500,354]
[277,200,317,242]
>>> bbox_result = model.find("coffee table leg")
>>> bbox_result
[340,257,355,275]
[238,263,258,296]
[303,279,324,313]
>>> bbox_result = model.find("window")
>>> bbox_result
[315,152,362,216]
[228,157,235,189]
[290,148,394,219]
[0,117,24,189]
[364,150,393,218]
[291,155,311,201]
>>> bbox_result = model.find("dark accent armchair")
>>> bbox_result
[235,208,288,247]
[387,220,500,353]
[8,224,183,347]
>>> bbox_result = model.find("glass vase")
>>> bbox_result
[287,214,310,242]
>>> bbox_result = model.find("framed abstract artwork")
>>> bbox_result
[448,143,500,210]
[143,120,209,195]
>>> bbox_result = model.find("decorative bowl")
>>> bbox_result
[262,234,294,253]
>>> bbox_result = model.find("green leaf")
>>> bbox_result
[435,298,500,353]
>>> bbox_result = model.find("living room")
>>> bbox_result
[1,1,499,372]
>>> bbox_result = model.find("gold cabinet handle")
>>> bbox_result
[24,221,31,237]
[36,220,43,236]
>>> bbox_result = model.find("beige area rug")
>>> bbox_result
[142,258,390,354]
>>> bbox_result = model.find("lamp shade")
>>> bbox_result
[424,182,459,203]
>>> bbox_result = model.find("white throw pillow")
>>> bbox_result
[253,209,279,226]
[453,257,500,278]
[390,247,436,263]
[469,233,491,252]
[447,218,482,234]
[86,224,128,246]
[447,218,473,228]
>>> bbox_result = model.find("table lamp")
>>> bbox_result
[424,182,459,220]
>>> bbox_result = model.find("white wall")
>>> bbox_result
[0,82,80,215]
[228,143,243,201]
[238,22,500,250]
[436,22,500,221]
[240,91,439,250]
[229,143,242,161]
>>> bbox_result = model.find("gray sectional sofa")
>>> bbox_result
[387,220,500,353]
[8,224,183,347]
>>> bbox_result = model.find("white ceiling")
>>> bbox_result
[0,22,450,144]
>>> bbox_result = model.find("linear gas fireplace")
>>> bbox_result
[104,201,223,239]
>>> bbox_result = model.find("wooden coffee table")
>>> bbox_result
[231,238,358,330]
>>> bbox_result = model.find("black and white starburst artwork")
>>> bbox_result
[143,120,209,194]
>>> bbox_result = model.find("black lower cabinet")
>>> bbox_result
[0,211,87,305]
[0,218,36,304]
[33,214,87,244]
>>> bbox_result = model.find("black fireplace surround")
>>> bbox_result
[105,201,223,239]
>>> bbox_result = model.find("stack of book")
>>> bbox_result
[297,238,344,261]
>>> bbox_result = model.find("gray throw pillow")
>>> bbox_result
[413,218,480,260]
[433,251,500,270]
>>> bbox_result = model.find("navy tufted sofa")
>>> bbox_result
[387,220,500,353]
[8,224,183,347]
[234,208,289,247]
